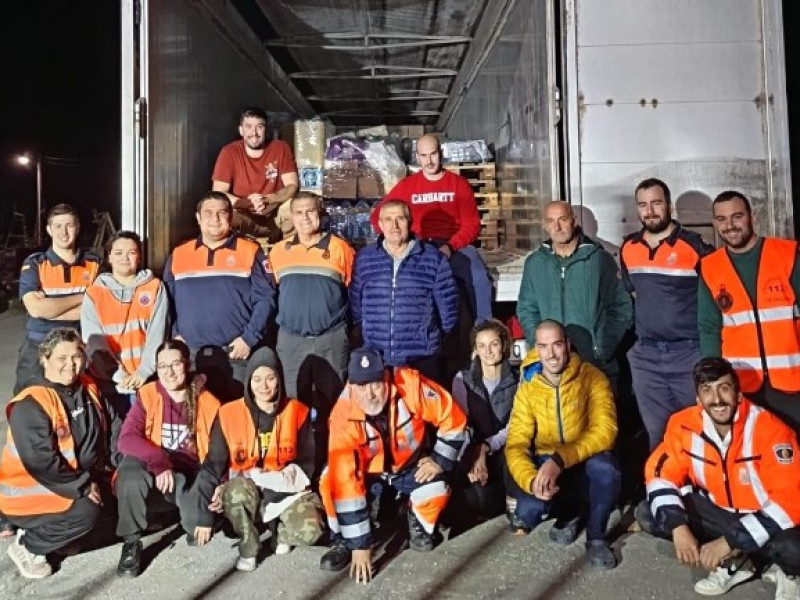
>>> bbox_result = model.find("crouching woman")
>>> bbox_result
[197,348,324,572]
[114,339,221,578]
[0,327,121,579]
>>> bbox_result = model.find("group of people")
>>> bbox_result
[1,109,798,599]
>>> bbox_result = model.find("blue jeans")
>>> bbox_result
[449,245,493,323]
[509,452,621,541]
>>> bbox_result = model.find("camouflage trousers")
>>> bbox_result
[221,477,325,558]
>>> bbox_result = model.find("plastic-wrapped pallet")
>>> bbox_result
[294,118,331,168]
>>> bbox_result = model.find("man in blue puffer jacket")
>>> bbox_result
[350,200,458,383]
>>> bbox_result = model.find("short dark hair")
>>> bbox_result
[635,178,671,205]
[239,107,268,124]
[713,190,752,215]
[105,230,142,259]
[692,357,740,395]
[46,203,79,226]
[290,191,324,213]
[196,191,233,214]
[470,318,512,360]
[534,319,567,342]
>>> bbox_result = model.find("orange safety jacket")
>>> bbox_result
[645,398,800,552]
[84,277,162,375]
[137,382,220,462]
[0,377,107,516]
[324,368,466,546]
[700,238,800,393]
[217,397,309,475]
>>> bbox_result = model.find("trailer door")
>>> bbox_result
[561,0,792,254]
[120,0,147,239]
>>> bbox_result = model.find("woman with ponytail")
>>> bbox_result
[113,339,221,578]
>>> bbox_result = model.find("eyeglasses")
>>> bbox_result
[156,360,185,372]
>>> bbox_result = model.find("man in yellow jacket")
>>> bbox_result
[506,320,619,569]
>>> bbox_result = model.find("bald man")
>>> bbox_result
[371,134,492,323]
[516,201,632,384]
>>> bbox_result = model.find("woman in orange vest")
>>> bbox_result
[114,339,220,578]
[81,230,168,416]
[196,347,323,572]
[0,327,121,579]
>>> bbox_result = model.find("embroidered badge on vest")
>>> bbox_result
[774,443,795,465]
[234,445,247,466]
[55,420,70,441]
[715,285,733,312]
[139,291,152,306]
[763,278,788,301]
[226,255,237,267]
[738,466,751,485]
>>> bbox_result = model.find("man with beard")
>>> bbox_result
[517,201,632,385]
[212,107,299,241]
[641,357,800,599]
[698,191,800,434]
[620,178,714,450]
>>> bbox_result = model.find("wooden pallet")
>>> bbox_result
[443,162,496,180]
[475,192,499,207]
[476,234,500,251]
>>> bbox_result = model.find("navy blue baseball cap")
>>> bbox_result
[348,348,385,384]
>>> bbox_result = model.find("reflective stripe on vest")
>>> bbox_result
[137,382,219,463]
[0,379,105,516]
[218,398,308,476]
[700,238,800,393]
[85,278,161,375]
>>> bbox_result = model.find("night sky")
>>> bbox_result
[0,1,120,249]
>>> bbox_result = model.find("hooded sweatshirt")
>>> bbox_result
[80,269,168,392]
[198,348,315,498]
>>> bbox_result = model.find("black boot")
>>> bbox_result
[117,540,143,578]
[407,510,434,552]
[320,535,351,571]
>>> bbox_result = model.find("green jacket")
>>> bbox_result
[516,232,633,373]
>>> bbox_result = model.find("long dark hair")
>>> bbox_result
[155,339,198,439]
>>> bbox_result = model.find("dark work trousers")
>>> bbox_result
[14,336,44,395]
[277,325,349,478]
[451,449,507,519]
[406,354,445,386]
[651,492,800,576]
[508,451,621,541]
[628,339,700,450]
[191,345,248,403]
[115,456,203,541]
[750,381,800,436]
[7,496,100,556]
[447,245,493,324]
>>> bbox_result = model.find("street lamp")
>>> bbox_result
[15,154,43,246]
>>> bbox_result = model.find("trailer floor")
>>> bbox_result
[0,309,776,600]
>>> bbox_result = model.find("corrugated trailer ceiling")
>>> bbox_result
[232,0,490,125]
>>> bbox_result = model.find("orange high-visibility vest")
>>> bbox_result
[701,238,800,393]
[0,377,107,516]
[217,397,309,475]
[85,277,162,376]
[137,382,220,462]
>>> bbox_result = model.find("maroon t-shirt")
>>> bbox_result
[212,139,298,198]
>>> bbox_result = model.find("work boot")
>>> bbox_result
[586,540,617,569]
[117,540,142,578]
[320,535,351,571]
[548,516,580,545]
[634,499,657,535]
[694,565,755,596]
[407,510,434,552]
[7,533,51,579]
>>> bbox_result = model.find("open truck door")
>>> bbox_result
[560,0,793,252]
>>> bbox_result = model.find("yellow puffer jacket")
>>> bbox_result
[505,348,617,493]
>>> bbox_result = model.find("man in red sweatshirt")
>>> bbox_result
[372,134,492,323]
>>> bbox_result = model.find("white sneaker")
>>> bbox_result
[694,566,755,596]
[7,536,52,579]
[764,564,780,584]
[235,556,257,572]
[773,567,800,600]
[275,543,291,555]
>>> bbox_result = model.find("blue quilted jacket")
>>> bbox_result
[350,237,459,366]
